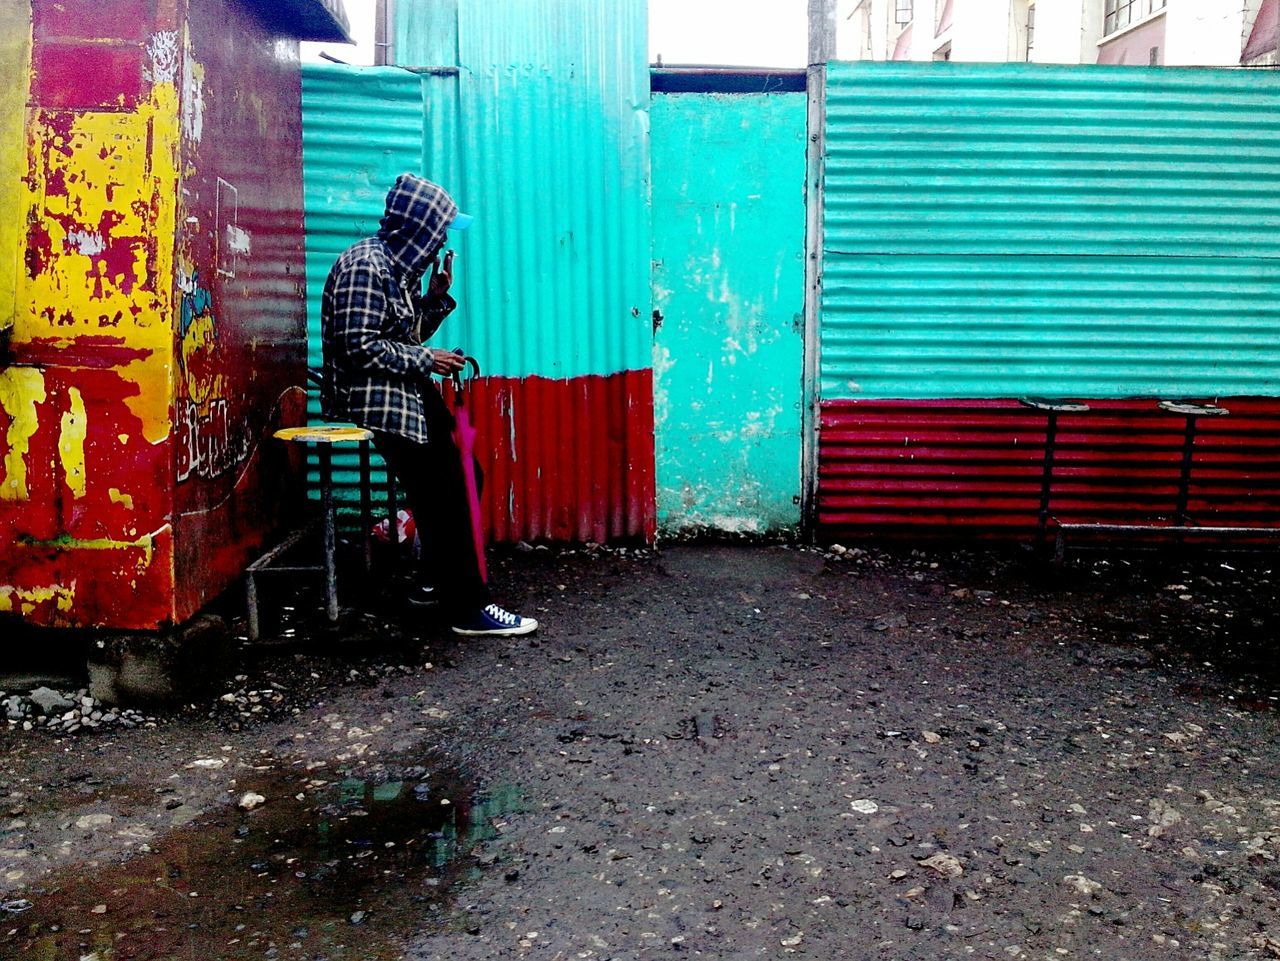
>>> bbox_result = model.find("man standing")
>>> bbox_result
[321,173,537,637]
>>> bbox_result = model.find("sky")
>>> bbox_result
[302,0,810,68]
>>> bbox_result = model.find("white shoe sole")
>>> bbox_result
[451,618,539,637]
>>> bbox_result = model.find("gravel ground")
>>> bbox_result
[2,542,1279,960]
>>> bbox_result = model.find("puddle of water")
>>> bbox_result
[3,758,524,961]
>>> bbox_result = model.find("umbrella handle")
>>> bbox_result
[449,356,482,397]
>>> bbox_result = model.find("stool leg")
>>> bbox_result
[1036,412,1058,548]
[320,444,339,622]
[359,440,373,574]
[1175,415,1198,529]
[387,468,398,556]
[246,572,260,642]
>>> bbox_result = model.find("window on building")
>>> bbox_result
[1104,0,1164,36]
[895,0,913,25]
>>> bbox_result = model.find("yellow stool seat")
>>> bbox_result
[274,425,374,444]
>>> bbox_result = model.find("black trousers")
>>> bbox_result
[373,387,489,613]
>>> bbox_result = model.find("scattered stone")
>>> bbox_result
[1063,874,1104,897]
[28,687,74,715]
[75,813,114,830]
[238,792,267,812]
[922,731,942,744]
[870,614,908,632]
[850,799,879,814]
[1147,799,1184,839]
[918,853,964,878]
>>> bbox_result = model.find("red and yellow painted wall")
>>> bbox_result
[0,0,312,630]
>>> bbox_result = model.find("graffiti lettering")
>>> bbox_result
[175,398,239,482]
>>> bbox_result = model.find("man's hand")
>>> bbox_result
[428,347,466,375]
[428,250,455,302]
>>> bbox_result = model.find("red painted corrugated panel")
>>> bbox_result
[819,398,1280,541]
[458,370,656,545]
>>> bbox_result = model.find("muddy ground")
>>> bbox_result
[3,541,1280,960]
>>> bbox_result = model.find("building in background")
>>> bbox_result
[839,0,1279,66]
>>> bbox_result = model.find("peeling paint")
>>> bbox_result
[146,30,179,84]
[0,367,47,502]
[58,386,87,499]
[0,583,75,617]
[20,81,179,445]
[181,41,205,143]
[22,525,168,565]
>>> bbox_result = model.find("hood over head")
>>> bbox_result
[377,174,459,281]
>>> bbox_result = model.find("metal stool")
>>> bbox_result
[1157,400,1229,528]
[1019,398,1090,547]
[246,425,378,640]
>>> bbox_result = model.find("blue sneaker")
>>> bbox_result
[451,603,539,637]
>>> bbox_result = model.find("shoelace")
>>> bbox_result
[484,604,520,626]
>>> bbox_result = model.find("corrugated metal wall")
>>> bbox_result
[820,398,1280,538]
[821,63,1280,401]
[301,64,424,503]
[302,0,655,541]
[396,0,651,381]
[651,91,807,535]
[817,62,1280,543]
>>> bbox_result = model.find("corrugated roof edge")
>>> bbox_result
[243,0,352,43]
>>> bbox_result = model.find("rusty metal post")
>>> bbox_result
[801,0,838,540]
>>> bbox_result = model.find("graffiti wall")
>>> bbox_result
[170,0,308,619]
[2,0,180,627]
[0,0,309,630]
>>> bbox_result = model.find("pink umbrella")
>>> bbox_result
[450,357,487,584]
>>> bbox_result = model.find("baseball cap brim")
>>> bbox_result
[448,212,474,231]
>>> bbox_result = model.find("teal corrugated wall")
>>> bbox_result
[651,92,807,534]
[821,62,1280,401]
[302,64,424,500]
[394,0,652,380]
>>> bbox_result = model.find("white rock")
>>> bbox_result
[850,799,879,814]
[75,813,114,830]
[1148,799,1184,838]
[238,792,266,811]
[188,758,226,769]
[1063,874,1104,896]
[919,852,964,878]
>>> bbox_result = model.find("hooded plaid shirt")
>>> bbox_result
[320,174,459,444]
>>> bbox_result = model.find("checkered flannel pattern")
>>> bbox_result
[321,175,459,444]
